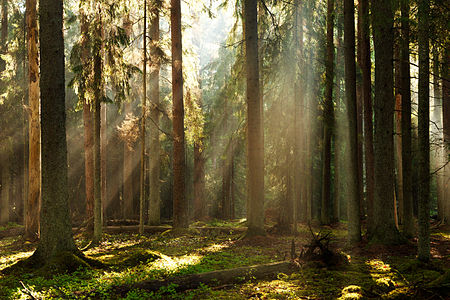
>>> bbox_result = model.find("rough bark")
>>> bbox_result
[114,261,297,295]
[417,0,430,262]
[400,0,414,237]
[442,47,450,224]
[345,0,361,243]
[93,10,103,242]
[360,0,374,235]
[25,0,40,241]
[371,0,402,244]
[148,6,161,226]
[394,33,403,226]
[321,0,334,226]
[140,0,148,234]
[34,0,77,261]
[101,104,107,224]
[244,0,265,236]
[123,102,134,219]
[171,0,188,228]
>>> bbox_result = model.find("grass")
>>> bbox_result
[0,221,449,299]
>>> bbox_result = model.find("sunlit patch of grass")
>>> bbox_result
[0,251,34,270]
[338,285,363,299]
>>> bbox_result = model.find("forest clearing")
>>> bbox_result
[0,0,449,298]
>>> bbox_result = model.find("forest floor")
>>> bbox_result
[0,220,449,299]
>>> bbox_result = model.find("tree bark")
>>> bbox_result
[371,0,401,244]
[193,134,205,220]
[417,0,430,262]
[114,261,297,295]
[321,0,334,226]
[171,0,188,228]
[442,47,450,224]
[140,0,148,234]
[93,9,103,242]
[400,0,414,237]
[148,5,161,226]
[25,0,40,241]
[34,0,77,261]
[344,0,361,243]
[243,0,265,236]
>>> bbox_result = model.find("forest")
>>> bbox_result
[0,0,449,298]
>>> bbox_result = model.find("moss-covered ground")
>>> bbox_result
[0,221,449,299]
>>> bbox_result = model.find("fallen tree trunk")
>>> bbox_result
[114,261,297,295]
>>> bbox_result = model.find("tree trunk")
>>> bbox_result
[371,0,401,244]
[394,34,403,226]
[321,0,334,226]
[400,0,414,237]
[114,261,297,295]
[25,0,40,241]
[193,136,205,221]
[148,5,161,226]
[101,103,107,224]
[123,102,134,219]
[171,0,188,228]
[93,9,103,242]
[140,0,148,234]
[417,0,430,262]
[432,46,443,222]
[34,0,77,261]
[360,0,374,236]
[442,47,450,224]
[344,0,361,243]
[243,0,265,236]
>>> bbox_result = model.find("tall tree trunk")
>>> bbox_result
[344,0,361,243]
[148,5,161,225]
[432,46,443,221]
[140,0,147,234]
[101,104,107,223]
[93,9,103,242]
[417,0,430,261]
[400,0,414,236]
[360,0,374,236]
[81,9,94,230]
[321,0,334,226]
[34,0,77,261]
[394,33,403,226]
[25,0,40,240]
[371,0,401,244]
[442,48,450,224]
[171,0,187,228]
[244,0,265,236]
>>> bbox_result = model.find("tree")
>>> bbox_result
[25,0,40,241]
[171,0,188,228]
[33,0,77,261]
[80,4,94,230]
[344,0,361,243]
[321,0,334,226]
[400,0,414,237]
[140,0,148,234]
[443,48,450,224]
[359,0,374,235]
[371,0,401,244]
[0,0,9,226]
[93,7,103,242]
[244,0,265,236]
[417,0,430,261]
[148,1,161,226]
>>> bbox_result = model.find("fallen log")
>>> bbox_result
[114,261,297,295]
